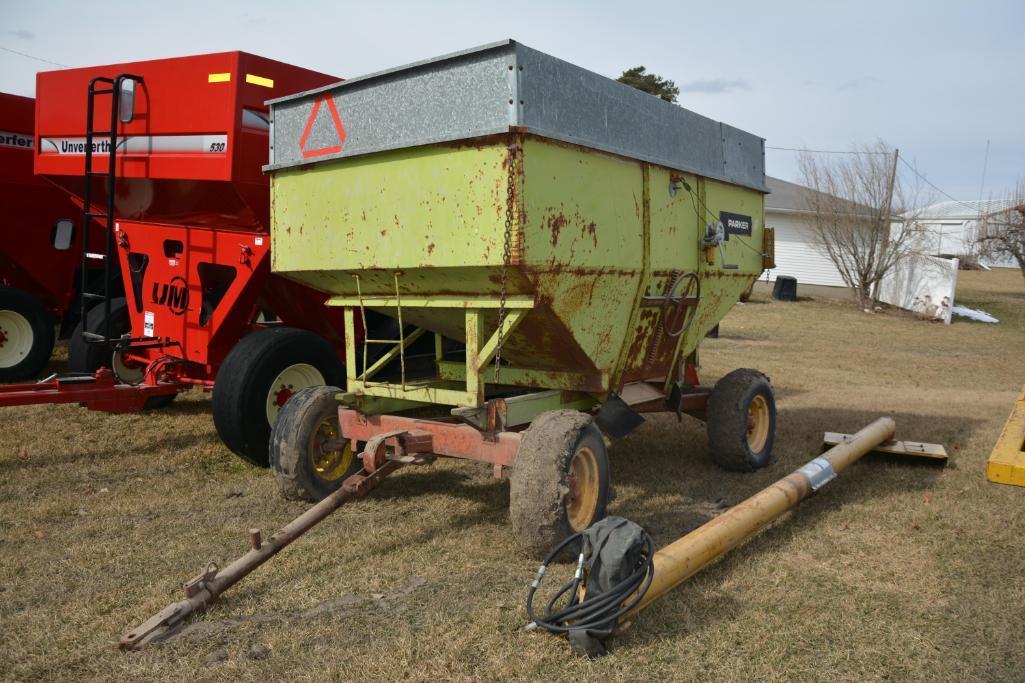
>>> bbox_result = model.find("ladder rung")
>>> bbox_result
[91,89,114,95]
[84,252,106,261]
[84,212,109,219]
[81,292,106,301]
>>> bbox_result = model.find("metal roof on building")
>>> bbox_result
[913,199,1018,221]
[765,176,872,214]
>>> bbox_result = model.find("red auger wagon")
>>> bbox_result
[1,52,359,466]
[0,92,112,381]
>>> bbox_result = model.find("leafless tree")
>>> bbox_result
[798,141,925,310]
[977,178,1025,285]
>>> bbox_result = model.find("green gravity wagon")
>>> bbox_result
[265,40,778,557]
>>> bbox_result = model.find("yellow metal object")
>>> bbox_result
[703,245,717,265]
[309,419,354,483]
[987,384,1025,487]
[567,446,601,532]
[245,73,274,88]
[207,72,231,83]
[625,417,897,618]
[746,394,770,452]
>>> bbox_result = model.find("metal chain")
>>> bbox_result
[494,143,516,384]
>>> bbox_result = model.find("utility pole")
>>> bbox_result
[882,147,899,225]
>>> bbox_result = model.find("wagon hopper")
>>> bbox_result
[263,40,778,554]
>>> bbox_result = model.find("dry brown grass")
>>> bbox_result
[1,270,1024,682]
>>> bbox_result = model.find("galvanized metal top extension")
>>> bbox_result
[265,40,767,192]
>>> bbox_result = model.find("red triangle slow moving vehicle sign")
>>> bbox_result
[298,95,347,158]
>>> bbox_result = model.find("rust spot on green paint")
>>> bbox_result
[548,214,567,246]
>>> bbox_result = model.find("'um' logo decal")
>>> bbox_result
[152,276,189,316]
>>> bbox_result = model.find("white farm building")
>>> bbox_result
[762,176,848,289]
[907,199,1019,269]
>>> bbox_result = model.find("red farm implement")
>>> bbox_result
[0,92,108,381]
[0,52,360,465]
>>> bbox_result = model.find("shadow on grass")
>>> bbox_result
[151,398,211,417]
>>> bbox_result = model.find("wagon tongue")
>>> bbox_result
[119,431,435,649]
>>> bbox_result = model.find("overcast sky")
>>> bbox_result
[2,0,1022,201]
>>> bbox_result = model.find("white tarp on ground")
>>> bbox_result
[876,254,959,324]
[952,306,999,323]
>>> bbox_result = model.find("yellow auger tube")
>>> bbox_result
[626,417,896,618]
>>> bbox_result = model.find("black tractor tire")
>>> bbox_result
[212,327,345,467]
[706,368,777,472]
[270,385,361,502]
[0,286,55,382]
[68,297,131,373]
[509,410,611,560]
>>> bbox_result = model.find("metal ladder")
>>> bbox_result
[78,74,142,344]
[352,273,410,388]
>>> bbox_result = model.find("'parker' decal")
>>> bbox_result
[720,211,752,239]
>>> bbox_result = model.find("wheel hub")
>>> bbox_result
[273,386,295,408]
[746,394,770,453]
[0,310,34,369]
[265,363,326,424]
[112,349,146,384]
[567,446,601,531]
[309,418,354,483]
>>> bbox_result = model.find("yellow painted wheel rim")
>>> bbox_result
[567,446,601,531]
[308,417,354,483]
[747,394,770,453]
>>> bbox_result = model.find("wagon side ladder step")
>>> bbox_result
[78,73,142,345]
[352,272,411,388]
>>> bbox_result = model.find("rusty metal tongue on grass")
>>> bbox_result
[119,438,431,650]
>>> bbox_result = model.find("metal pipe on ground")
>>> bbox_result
[625,417,896,619]
[119,460,403,650]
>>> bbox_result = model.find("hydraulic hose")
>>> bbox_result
[525,528,654,636]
